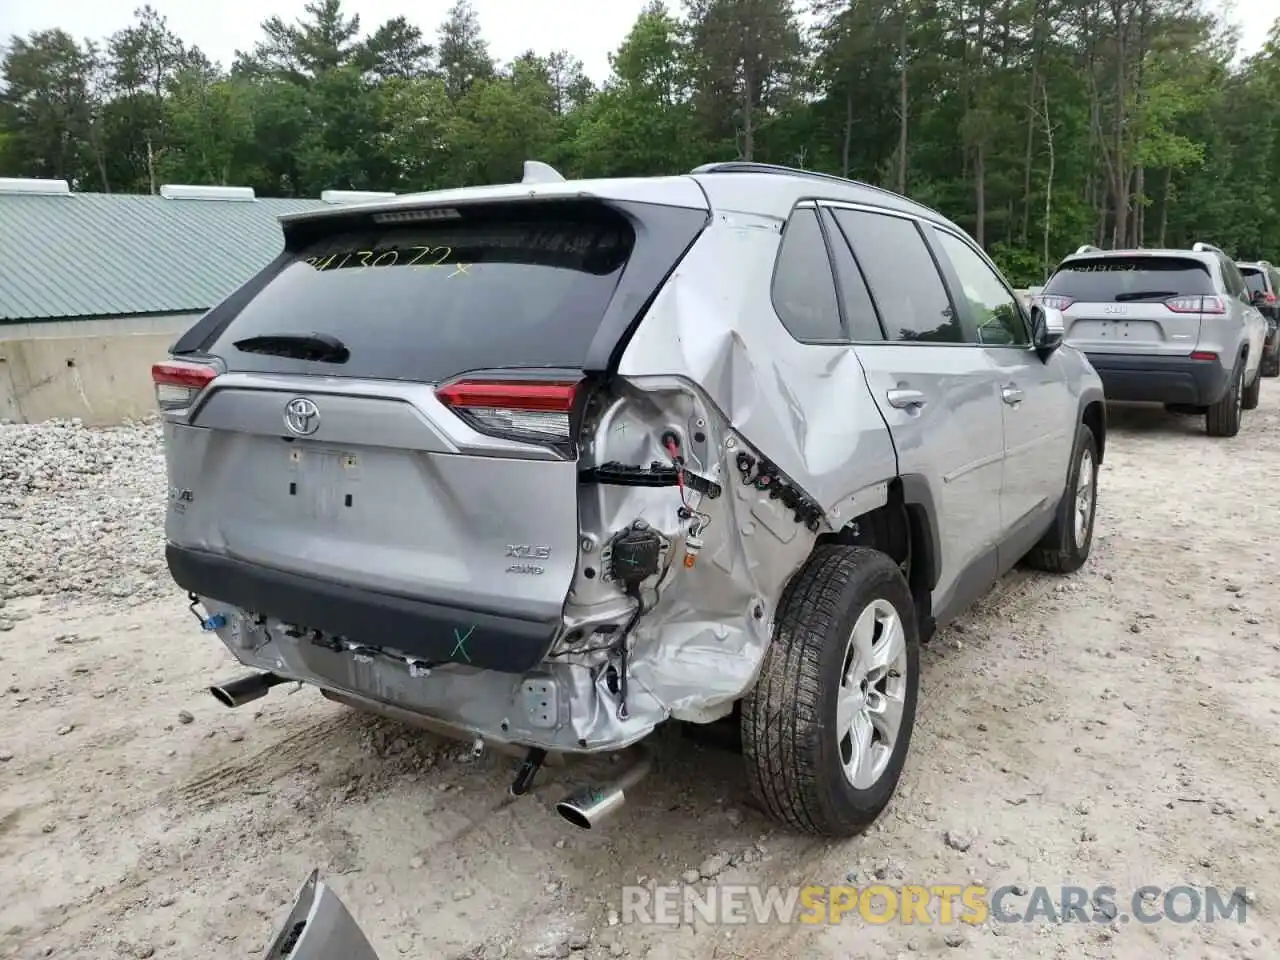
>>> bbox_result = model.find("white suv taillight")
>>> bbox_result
[1035,294,1074,310]
[435,379,579,444]
[151,359,218,410]
[1165,295,1225,314]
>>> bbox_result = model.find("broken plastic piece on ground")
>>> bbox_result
[261,869,381,960]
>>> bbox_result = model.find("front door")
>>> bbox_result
[924,224,1075,566]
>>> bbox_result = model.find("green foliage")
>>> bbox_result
[1,0,1278,264]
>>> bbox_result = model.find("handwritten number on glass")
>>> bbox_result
[303,246,456,271]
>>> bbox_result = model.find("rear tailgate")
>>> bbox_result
[1042,254,1216,356]
[160,193,708,670]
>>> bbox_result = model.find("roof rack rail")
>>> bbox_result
[689,161,905,201]
[1073,244,1102,254]
[1191,241,1223,254]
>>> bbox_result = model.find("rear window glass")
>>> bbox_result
[206,208,635,382]
[1241,268,1268,295]
[1042,256,1214,302]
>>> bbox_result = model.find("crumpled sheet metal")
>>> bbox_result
[609,212,899,721]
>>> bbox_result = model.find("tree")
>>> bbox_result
[437,0,494,101]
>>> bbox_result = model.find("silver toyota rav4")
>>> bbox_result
[157,161,1105,845]
[1037,242,1267,436]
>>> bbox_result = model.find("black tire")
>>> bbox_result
[1242,367,1261,410]
[741,545,919,837]
[1022,421,1099,574]
[1206,365,1243,437]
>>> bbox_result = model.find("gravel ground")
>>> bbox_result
[1,393,1279,960]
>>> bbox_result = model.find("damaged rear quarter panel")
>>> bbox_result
[600,211,899,722]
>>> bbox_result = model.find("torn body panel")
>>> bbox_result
[580,213,901,722]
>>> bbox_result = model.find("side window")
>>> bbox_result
[830,209,963,343]
[1220,256,1247,300]
[933,229,1030,346]
[821,208,886,341]
[771,208,844,342]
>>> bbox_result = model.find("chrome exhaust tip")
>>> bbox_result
[554,746,653,830]
[209,671,286,708]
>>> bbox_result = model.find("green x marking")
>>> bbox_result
[452,625,475,663]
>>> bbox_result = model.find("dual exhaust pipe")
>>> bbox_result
[208,671,653,829]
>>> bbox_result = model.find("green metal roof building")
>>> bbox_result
[0,178,394,424]
[0,178,392,326]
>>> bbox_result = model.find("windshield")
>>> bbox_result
[1042,256,1214,302]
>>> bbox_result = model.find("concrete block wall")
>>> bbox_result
[0,314,196,425]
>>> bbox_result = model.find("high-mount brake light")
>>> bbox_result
[151,359,218,410]
[435,379,580,444]
[1165,295,1225,314]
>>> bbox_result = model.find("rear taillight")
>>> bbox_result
[151,359,217,410]
[1035,294,1074,310]
[435,379,579,445]
[1165,295,1225,314]
[1265,292,1277,304]
[1190,351,1218,361]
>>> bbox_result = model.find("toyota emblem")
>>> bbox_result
[284,397,320,436]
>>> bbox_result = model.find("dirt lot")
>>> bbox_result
[2,391,1279,960]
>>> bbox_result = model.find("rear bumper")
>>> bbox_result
[1084,352,1231,406]
[166,543,557,674]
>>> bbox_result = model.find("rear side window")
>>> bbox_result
[204,206,635,382]
[1042,256,1214,302]
[771,208,844,341]
[831,209,962,343]
[1219,256,1247,299]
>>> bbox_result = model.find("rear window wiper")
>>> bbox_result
[232,332,350,364]
[1113,290,1180,302]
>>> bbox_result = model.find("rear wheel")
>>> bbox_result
[1242,367,1262,410]
[741,546,919,837]
[1206,366,1243,437]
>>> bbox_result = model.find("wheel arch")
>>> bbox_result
[1081,398,1106,464]
[812,475,940,642]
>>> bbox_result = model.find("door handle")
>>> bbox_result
[886,388,927,409]
[1002,385,1024,405]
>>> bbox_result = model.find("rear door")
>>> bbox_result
[823,204,1008,618]
[1041,254,1214,356]
[161,197,707,632]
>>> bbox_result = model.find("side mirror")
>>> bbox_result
[1251,290,1267,306]
[1031,304,1065,359]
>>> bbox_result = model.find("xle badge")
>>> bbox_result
[506,544,550,576]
